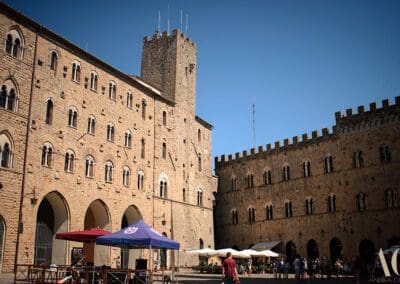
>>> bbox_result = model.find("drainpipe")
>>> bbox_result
[14,29,39,271]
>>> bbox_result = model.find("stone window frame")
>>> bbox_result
[124,130,132,148]
[197,188,203,207]
[162,142,167,159]
[141,138,145,159]
[0,79,19,112]
[265,202,273,220]
[0,131,14,168]
[182,188,186,202]
[87,115,96,135]
[159,179,168,198]
[231,209,238,225]
[379,144,391,163]
[126,90,133,109]
[5,27,24,59]
[353,151,364,168]
[137,170,145,190]
[384,189,396,209]
[104,160,114,183]
[305,196,314,215]
[302,160,311,177]
[263,168,272,185]
[67,106,78,128]
[248,206,256,223]
[357,192,367,212]
[282,163,290,181]
[327,193,336,213]
[90,71,99,91]
[108,81,117,101]
[141,99,147,120]
[231,176,237,191]
[71,60,81,83]
[50,50,58,73]
[122,166,131,187]
[45,98,54,125]
[106,122,115,142]
[198,129,201,143]
[324,154,334,173]
[41,141,54,168]
[64,149,75,173]
[85,155,95,178]
[284,200,293,218]
[162,111,167,126]
[246,173,254,188]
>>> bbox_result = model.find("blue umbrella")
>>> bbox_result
[96,220,180,250]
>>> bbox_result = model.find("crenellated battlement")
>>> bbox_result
[215,126,336,166]
[335,97,400,126]
[215,97,400,167]
[143,29,196,47]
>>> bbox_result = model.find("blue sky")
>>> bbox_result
[5,0,400,165]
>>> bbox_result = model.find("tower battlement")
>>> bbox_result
[143,29,196,47]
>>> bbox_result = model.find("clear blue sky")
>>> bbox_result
[5,0,400,165]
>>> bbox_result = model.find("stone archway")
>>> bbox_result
[84,199,111,265]
[121,205,143,269]
[34,191,69,265]
[307,239,319,260]
[330,237,343,264]
[286,241,297,263]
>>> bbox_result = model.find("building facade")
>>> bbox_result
[0,3,216,273]
[215,98,400,265]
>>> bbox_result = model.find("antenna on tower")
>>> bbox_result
[167,5,170,35]
[157,10,161,34]
[180,9,183,32]
[185,14,188,34]
[252,103,256,148]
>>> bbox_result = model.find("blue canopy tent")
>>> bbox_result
[96,220,180,282]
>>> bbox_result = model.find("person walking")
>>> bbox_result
[222,252,239,284]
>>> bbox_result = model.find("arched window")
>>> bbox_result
[353,151,364,168]
[248,207,255,223]
[198,129,201,142]
[124,131,132,148]
[87,115,96,135]
[199,238,204,249]
[162,111,167,126]
[182,188,186,202]
[198,156,202,172]
[64,150,75,173]
[107,123,115,142]
[68,107,78,128]
[71,61,81,82]
[303,161,311,177]
[197,189,203,206]
[328,194,336,212]
[357,193,366,212]
[5,29,24,59]
[283,165,290,181]
[231,177,237,191]
[305,198,314,215]
[285,201,293,218]
[127,91,133,108]
[85,155,95,178]
[41,143,53,167]
[266,204,273,220]
[141,138,145,159]
[162,142,166,159]
[104,161,114,183]
[0,81,18,112]
[50,51,58,72]
[109,81,116,100]
[160,180,167,198]
[141,100,147,120]
[379,145,391,163]
[232,209,238,224]
[384,189,396,209]
[90,71,98,91]
[0,133,13,168]
[263,169,272,185]
[247,173,254,188]
[137,171,144,190]
[45,99,53,125]
[324,154,334,173]
[122,166,130,187]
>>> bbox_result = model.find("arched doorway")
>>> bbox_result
[84,200,111,265]
[286,241,297,263]
[160,232,168,269]
[330,238,343,264]
[307,239,319,260]
[34,192,69,265]
[0,216,5,272]
[121,205,142,269]
[359,239,375,264]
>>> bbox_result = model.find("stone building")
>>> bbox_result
[215,98,400,265]
[0,3,216,273]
